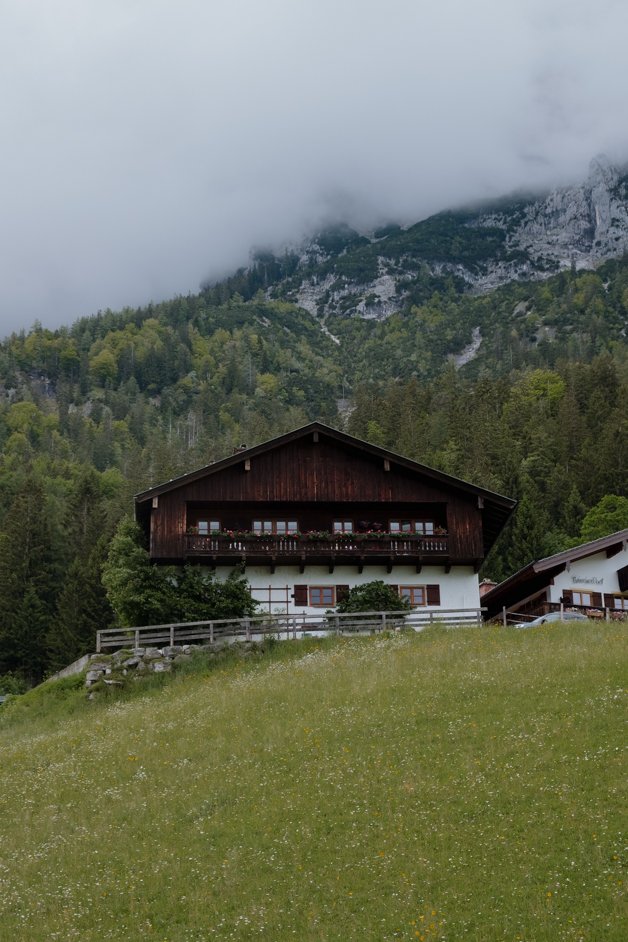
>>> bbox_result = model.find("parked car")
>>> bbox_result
[513,611,589,628]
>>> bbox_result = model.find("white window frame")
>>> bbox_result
[572,590,592,607]
[389,520,435,535]
[333,520,353,533]
[197,519,220,534]
[252,519,298,535]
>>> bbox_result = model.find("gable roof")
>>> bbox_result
[482,529,628,616]
[135,421,516,552]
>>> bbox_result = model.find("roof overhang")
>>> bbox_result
[135,421,517,555]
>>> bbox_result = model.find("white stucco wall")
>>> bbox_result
[548,545,628,603]
[209,564,480,615]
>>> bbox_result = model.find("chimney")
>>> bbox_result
[479,579,497,598]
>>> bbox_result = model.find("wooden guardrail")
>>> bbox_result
[96,607,486,652]
[500,603,627,626]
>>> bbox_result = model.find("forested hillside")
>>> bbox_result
[1,247,627,686]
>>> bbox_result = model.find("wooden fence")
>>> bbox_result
[500,602,627,626]
[96,607,486,652]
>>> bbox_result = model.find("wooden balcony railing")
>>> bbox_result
[184,532,449,558]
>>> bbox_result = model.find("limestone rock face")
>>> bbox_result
[490,155,628,272]
[275,156,628,321]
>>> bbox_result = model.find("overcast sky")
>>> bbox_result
[1,0,627,336]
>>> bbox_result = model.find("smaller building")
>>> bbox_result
[482,529,628,621]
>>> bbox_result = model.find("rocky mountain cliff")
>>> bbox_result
[241,156,628,322]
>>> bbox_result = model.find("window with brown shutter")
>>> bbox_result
[426,584,441,606]
[293,585,308,606]
[610,594,628,611]
[561,590,573,604]
[309,586,335,607]
[399,586,425,606]
[336,585,350,603]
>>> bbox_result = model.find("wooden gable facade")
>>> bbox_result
[135,423,515,574]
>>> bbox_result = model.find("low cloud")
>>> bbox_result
[1,0,627,335]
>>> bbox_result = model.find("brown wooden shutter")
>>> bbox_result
[293,585,308,606]
[561,590,573,604]
[604,593,614,609]
[336,585,350,603]
[389,584,398,595]
[426,584,441,605]
[591,592,602,607]
[618,565,628,592]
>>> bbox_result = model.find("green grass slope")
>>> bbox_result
[0,625,625,941]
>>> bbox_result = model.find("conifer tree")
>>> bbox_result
[102,516,176,627]
[47,536,114,670]
[0,477,59,683]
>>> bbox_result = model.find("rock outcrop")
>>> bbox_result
[275,156,628,321]
[82,641,264,697]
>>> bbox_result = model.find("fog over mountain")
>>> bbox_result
[1,0,628,335]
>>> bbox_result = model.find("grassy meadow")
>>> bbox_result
[0,623,625,941]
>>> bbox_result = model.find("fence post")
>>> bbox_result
[245,618,251,642]
[210,621,214,644]
[560,602,564,621]
[381,612,387,633]
[135,629,140,649]
[170,624,175,646]
[96,631,101,653]
[605,607,610,622]
[502,606,507,628]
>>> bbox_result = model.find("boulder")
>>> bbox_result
[161,646,184,657]
[143,647,163,659]
[122,656,141,668]
[87,661,110,673]
[151,660,172,673]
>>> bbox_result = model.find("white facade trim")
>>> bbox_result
[208,564,480,615]
[548,546,628,603]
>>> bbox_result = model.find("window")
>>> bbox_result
[400,584,441,606]
[333,520,353,533]
[309,586,335,607]
[613,596,628,611]
[389,520,435,535]
[197,519,220,534]
[399,585,426,606]
[572,590,592,607]
[252,519,298,534]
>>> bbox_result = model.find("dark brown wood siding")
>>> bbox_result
[146,436,485,562]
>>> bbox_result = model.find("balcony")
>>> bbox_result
[184,531,449,571]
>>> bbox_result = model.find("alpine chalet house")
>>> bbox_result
[134,423,516,616]
[482,529,628,622]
